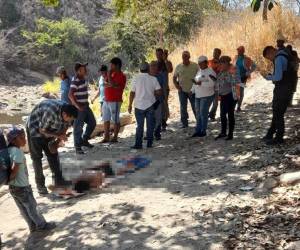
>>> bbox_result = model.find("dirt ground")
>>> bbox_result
[1,75,300,250]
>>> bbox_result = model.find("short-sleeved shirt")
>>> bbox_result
[60,77,71,104]
[8,147,29,187]
[105,71,126,102]
[131,73,161,110]
[27,100,69,138]
[98,76,105,103]
[174,62,198,93]
[70,76,89,104]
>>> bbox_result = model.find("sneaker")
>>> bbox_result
[215,134,227,140]
[38,187,49,196]
[81,140,94,148]
[75,147,85,155]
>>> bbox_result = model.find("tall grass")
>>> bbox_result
[170,7,300,75]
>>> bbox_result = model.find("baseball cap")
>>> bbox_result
[198,56,208,63]
[74,62,88,72]
[6,127,25,144]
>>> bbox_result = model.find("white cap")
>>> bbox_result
[198,56,208,63]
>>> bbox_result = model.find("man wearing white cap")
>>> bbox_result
[191,56,216,137]
[173,51,198,128]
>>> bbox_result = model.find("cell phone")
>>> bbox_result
[209,75,217,81]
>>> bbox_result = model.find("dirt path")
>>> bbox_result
[1,76,300,250]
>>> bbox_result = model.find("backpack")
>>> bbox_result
[285,46,300,73]
[0,130,11,186]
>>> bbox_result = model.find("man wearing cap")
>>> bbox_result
[277,39,286,51]
[27,100,78,195]
[128,62,162,149]
[173,51,198,128]
[69,62,96,154]
[56,66,71,104]
[191,56,217,137]
[233,46,256,112]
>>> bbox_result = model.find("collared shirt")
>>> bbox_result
[131,73,161,110]
[105,71,126,102]
[191,67,216,98]
[266,51,288,82]
[27,100,69,138]
[174,62,199,93]
[70,76,89,104]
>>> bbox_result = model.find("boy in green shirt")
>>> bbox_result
[7,127,56,233]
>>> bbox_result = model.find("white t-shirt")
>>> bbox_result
[191,67,216,98]
[131,73,161,110]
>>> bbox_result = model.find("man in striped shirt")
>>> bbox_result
[69,63,96,154]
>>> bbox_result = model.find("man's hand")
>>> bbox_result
[128,105,132,114]
[58,134,68,141]
[175,84,182,91]
[76,104,84,112]
[196,81,202,86]
[189,91,193,96]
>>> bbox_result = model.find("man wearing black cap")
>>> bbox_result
[69,63,96,154]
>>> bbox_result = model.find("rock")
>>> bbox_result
[262,177,279,190]
[280,171,300,186]
[285,241,300,250]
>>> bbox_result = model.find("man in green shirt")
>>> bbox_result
[173,51,198,128]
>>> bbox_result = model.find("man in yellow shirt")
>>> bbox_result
[173,51,198,128]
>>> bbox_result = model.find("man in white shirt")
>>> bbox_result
[128,63,162,149]
[191,56,217,137]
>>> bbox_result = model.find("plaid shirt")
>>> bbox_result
[217,70,240,100]
[27,100,69,138]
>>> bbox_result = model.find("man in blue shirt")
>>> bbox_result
[263,45,295,145]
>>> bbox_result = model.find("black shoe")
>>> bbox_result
[155,136,161,141]
[180,125,188,129]
[161,127,167,132]
[215,134,227,140]
[147,144,153,148]
[199,132,207,138]
[131,145,142,150]
[75,147,85,155]
[191,133,201,138]
[262,135,273,142]
[226,135,233,141]
[266,138,284,145]
[81,140,94,148]
[35,222,56,232]
[38,187,49,196]
[143,137,148,141]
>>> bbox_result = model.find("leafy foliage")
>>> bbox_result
[40,0,60,7]
[100,0,220,70]
[22,18,89,67]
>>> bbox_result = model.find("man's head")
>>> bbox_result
[213,48,222,60]
[198,56,208,70]
[237,46,245,56]
[277,39,285,49]
[150,61,159,76]
[61,104,78,123]
[56,66,67,80]
[156,48,164,61]
[182,51,191,65]
[6,127,26,148]
[75,63,88,79]
[99,65,108,77]
[263,46,277,61]
[110,57,122,72]
[140,62,149,73]
[219,56,232,71]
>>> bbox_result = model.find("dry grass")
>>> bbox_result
[170,7,300,75]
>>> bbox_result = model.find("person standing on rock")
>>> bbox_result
[69,63,96,154]
[215,56,240,141]
[102,57,126,143]
[262,45,297,145]
[191,56,216,138]
[233,46,256,112]
[208,48,222,121]
[56,66,71,104]
[128,62,162,149]
[173,51,198,128]
[27,100,78,195]
[156,48,172,131]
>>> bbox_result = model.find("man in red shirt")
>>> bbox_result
[102,57,126,143]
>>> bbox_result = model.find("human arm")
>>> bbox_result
[166,60,173,73]
[91,88,100,104]
[68,88,84,111]
[128,91,135,114]
[173,67,182,90]
[9,162,20,181]
[265,56,287,82]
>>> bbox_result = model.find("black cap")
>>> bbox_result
[75,62,88,72]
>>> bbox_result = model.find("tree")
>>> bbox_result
[22,18,89,67]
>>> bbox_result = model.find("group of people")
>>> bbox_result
[1,39,299,236]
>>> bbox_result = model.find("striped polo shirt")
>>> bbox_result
[70,76,89,104]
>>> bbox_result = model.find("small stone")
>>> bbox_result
[263,177,279,190]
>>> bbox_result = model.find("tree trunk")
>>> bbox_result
[262,0,270,21]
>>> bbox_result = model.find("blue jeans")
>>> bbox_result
[73,105,96,148]
[154,103,162,138]
[195,95,214,134]
[178,91,196,127]
[134,106,155,148]
[9,186,46,232]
